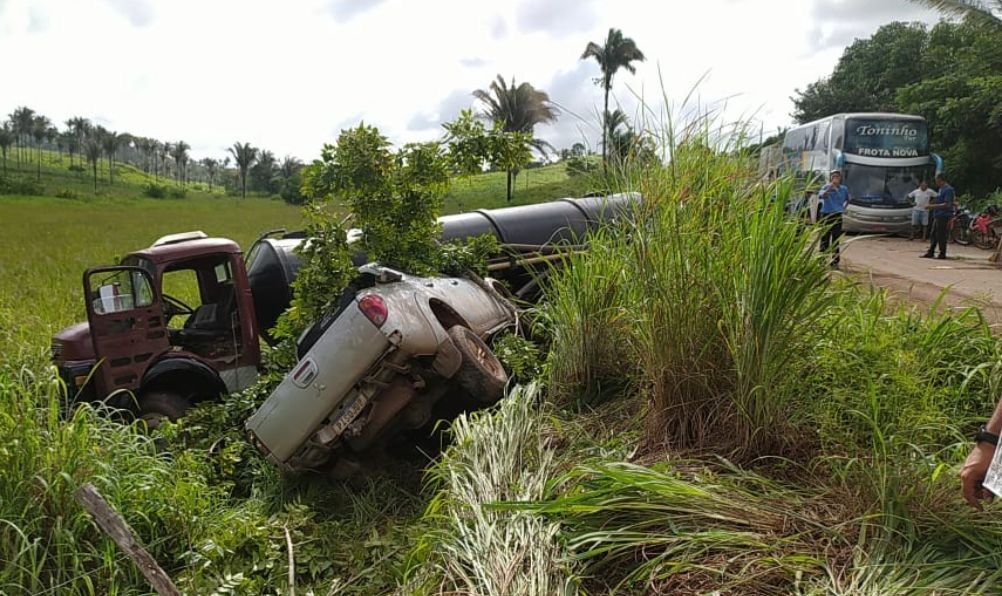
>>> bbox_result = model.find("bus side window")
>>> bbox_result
[818,121,831,152]
[831,118,844,149]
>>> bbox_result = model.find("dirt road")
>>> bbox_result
[840,235,1002,327]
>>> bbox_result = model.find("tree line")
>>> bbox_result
[793,12,1002,197]
[0,109,306,200]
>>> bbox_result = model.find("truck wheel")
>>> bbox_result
[138,390,191,430]
[447,325,507,406]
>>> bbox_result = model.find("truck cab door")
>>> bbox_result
[84,266,171,399]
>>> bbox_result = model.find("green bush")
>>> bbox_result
[143,182,168,198]
[564,154,597,177]
[168,186,187,199]
[67,164,86,173]
[0,175,44,196]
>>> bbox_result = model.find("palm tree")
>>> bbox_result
[10,106,36,167]
[157,142,169,182]
[31,115,51,180]
[907,1,1001,24]
[473,75,559,201]
[279,155,302,180]
[100,130,122,184]
[580,28,646,171]
[201,158,220,192]
[228,142,258,198]
[0,124,13,175]
[66,117,91,175]
[62,131,77,168]
[49,126,62,162]
[603,109,635,165]
[170,141,190,186]
[84,137,102,192]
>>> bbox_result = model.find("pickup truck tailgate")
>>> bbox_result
[246,304,391,466]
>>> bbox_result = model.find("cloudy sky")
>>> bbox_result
[0,0,943,161]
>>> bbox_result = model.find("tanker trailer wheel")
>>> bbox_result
[138,390,191,430]
[447,325,508,406]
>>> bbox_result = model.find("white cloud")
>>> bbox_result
[0,0,944,162]
[106,0,154,27]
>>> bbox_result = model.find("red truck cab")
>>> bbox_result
[52,231,263,424]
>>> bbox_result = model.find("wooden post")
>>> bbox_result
[75,483,181,596]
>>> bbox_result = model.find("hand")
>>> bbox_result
[960,442,996,510]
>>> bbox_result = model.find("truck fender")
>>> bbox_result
[141,356,228,403]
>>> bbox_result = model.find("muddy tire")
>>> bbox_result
[447,325,507,406]
[138,390,191,430]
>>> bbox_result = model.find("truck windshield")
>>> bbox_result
[844,163,932,209]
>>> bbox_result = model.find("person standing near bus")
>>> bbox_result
[907,179,937,241]
[818,169,850,268]
[922,173,955,259]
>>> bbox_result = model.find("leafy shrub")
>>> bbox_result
[168,186,187,199]
[143,182,168,198]
[0,175,44,195]
[54,189,79,199]
[565,154,597,177]
[67,164,86,173]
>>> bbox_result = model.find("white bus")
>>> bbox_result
[780,113,943,233]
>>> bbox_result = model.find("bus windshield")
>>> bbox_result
[844,163,933,208]
[844,118,928,157]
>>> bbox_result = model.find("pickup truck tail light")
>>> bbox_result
[358,294,388,327]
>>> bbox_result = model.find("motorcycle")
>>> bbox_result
[950,206,973,246]
[972,206,1000,250]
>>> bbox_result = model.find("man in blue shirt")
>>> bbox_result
[817,169,850,268]
[922,173,955,259]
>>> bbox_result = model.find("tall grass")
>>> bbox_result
[405,383,576,595]
[530,102,1002,593]
[545,120,837,456]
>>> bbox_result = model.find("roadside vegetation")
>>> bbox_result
[4,9,1002,593]
[5,101,1002,593]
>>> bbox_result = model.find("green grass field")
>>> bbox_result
[0,156,588,365]
[0,195,303,366]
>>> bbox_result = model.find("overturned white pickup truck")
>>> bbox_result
[245,264,517,475]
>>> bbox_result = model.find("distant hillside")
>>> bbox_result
[2,150,598,210]
[0,148,221,200]
[443,163,595,213]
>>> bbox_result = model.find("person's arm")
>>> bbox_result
[961,397,1002,510]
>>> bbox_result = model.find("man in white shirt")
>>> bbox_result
[908,179,937,240]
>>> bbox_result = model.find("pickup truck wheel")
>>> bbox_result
[138,390,191,430]
[447,325,507,406]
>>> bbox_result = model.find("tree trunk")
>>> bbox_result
[602,83,609,175]
[37,145,41,181]
[506,170,513,202]
[92,161,98,192]
[242,171,247,198]
[108,155,113,184]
